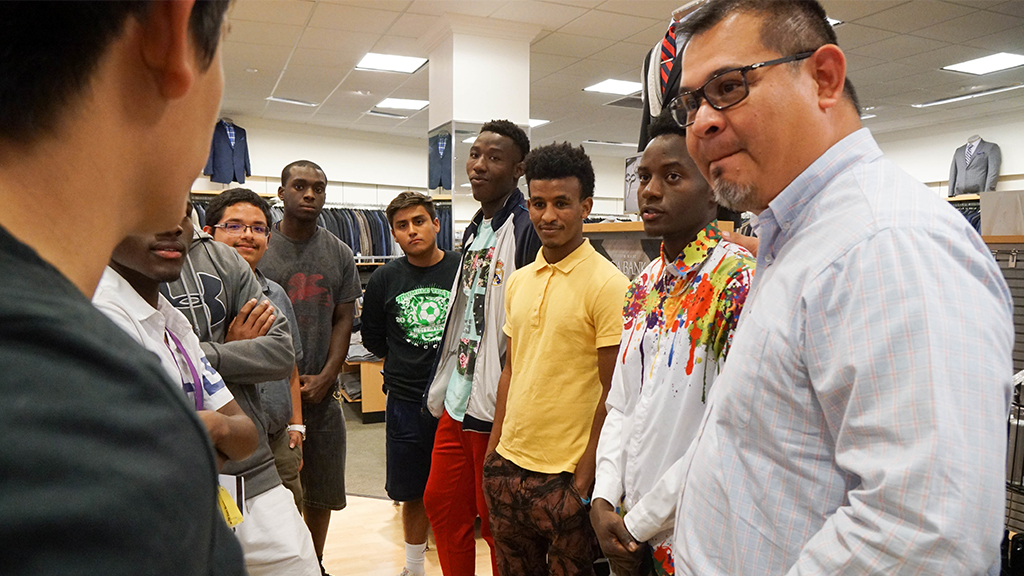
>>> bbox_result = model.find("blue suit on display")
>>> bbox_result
[428,132,452,190]
[204,120,251,184]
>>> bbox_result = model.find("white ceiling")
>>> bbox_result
[220,0,1024,153]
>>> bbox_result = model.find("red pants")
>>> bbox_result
[423,410,498,576]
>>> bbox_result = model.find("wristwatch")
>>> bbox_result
[286,424,306,440]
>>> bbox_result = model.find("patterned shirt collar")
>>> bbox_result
[662,222,721,278]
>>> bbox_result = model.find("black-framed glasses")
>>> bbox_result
[667,51,815,127]
[212,222,269,237]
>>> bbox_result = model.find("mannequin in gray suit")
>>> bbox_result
[949,135,1001,196]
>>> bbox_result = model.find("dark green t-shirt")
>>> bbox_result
[0,225,244,575]
[361,252,460,403]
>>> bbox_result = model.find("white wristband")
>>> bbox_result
[287,424,306,440]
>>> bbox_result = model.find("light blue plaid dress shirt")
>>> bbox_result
[672,129,1014,575]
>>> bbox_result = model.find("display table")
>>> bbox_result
[340,360,386,424]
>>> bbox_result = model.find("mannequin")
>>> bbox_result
[949,134,1001,196]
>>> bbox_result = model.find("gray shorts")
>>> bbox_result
[299,386,347,510]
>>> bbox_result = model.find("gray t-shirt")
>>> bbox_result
[261,225,362,377]
[256,271,303,434]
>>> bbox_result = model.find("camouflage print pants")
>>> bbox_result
[482,451,599,576]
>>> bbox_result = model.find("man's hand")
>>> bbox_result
[224,298,275,342]
[288,430,304,472]
[299,373,335,404]
[590,498,643,575]
[720,230,759,257]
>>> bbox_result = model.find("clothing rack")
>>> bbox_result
[950,198,981,232]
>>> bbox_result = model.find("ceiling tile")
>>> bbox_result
[370,34,430,58]
[849,34,948,61]
[221,41,292,73]
[320,0,413,10]
[229,0,314,26]
[557,58,635,81]
[387,12,442,38]
[298,28,380,53]
[406,0,508,17]
[227,20,304,46]
[489,1,589,30]
[964,24,1024,51]
[896,43,994,71]
[558,10,660,41]
[263,100,318,121]
[531,52,580,75]
[275,65,346,104]
[319,88,381,113]
[990,1,1024,18]
[288,47,360,69]
[819,0,910,22]
[590,42,653,65]
[308,3,401,33]
[531,73,594,99]
[597,1,681,19]
[224,67,278,99]
[834,23,897,50]
[219,99,269,117]
[913,9,1024,42]
[853,0,975,33]
[845,54,887,72]
[544,0,603,8]
[848,61,923,87]
[337,69,412,100]
[625,22,670,47]
[532,32,616,58]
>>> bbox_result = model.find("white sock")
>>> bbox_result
[405,542,427,576]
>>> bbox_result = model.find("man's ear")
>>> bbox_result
[202,225,214,235]
[433,217,441,234]
[277,186,286,201]
[514,161,525,181]
[581,196,594,220]
[810,44,847,111]
[137,0,199,100]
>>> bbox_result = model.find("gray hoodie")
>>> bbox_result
[161,230,295,497]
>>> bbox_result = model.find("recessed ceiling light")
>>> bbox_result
[376,98,429,111]
[245,67,259,73]
[356,53,428,74]
[943,53,1024,75]
[462,136,476,143]
[367,109,408,119]
[528,119,549,128]
[860,113,877,120]
[826,17,842,27]
[582,139,638,148]
[911,83,1024,108]
[584,79,642,96]
[266,96,318,107]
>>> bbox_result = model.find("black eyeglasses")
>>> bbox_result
[212,222,269,237]
[667,51,815,127]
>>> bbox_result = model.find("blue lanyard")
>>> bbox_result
[166,330,204,411]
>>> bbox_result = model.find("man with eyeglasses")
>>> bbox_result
[162,190,319,576]
[665,1,1013,574]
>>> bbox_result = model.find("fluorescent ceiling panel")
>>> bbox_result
[528,119,549,127]
[942,53,1024,75]
[356,53,427,74]
[826,17,842,27]
[376,98,429,110]
[266,96,319,107]
[911,83,1024,108]
[582,139,638,148]
[584,79,642,95]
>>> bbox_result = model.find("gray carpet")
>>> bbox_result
[342,400,389,500]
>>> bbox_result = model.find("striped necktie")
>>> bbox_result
[660,23,676,98]
[965,141,976,166]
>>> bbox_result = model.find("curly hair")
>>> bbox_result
[205,188,272,228]
[524,142,595,200]
[648,109,687,141]
[479,120,530,162]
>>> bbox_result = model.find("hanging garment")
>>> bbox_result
[203,120,251,184]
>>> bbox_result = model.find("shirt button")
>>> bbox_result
[764,255,774,264]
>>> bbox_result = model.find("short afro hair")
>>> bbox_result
[281,160,326,187]
[524,142,595,200]
[647,109,687,142]
[479,120,530,162]
[205,188,272,229]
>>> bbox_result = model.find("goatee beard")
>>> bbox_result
[712,179,760,213]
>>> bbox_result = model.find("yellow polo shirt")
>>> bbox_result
[496,239,630,474]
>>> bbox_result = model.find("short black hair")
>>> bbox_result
[205,188,273,228]
[648,109,687,141]
[386,191,436,227]
[0,0,230,145]
[524,142,595,200]
[281,160,327,187]
[480,120,530,162]
[681,0,860,114]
